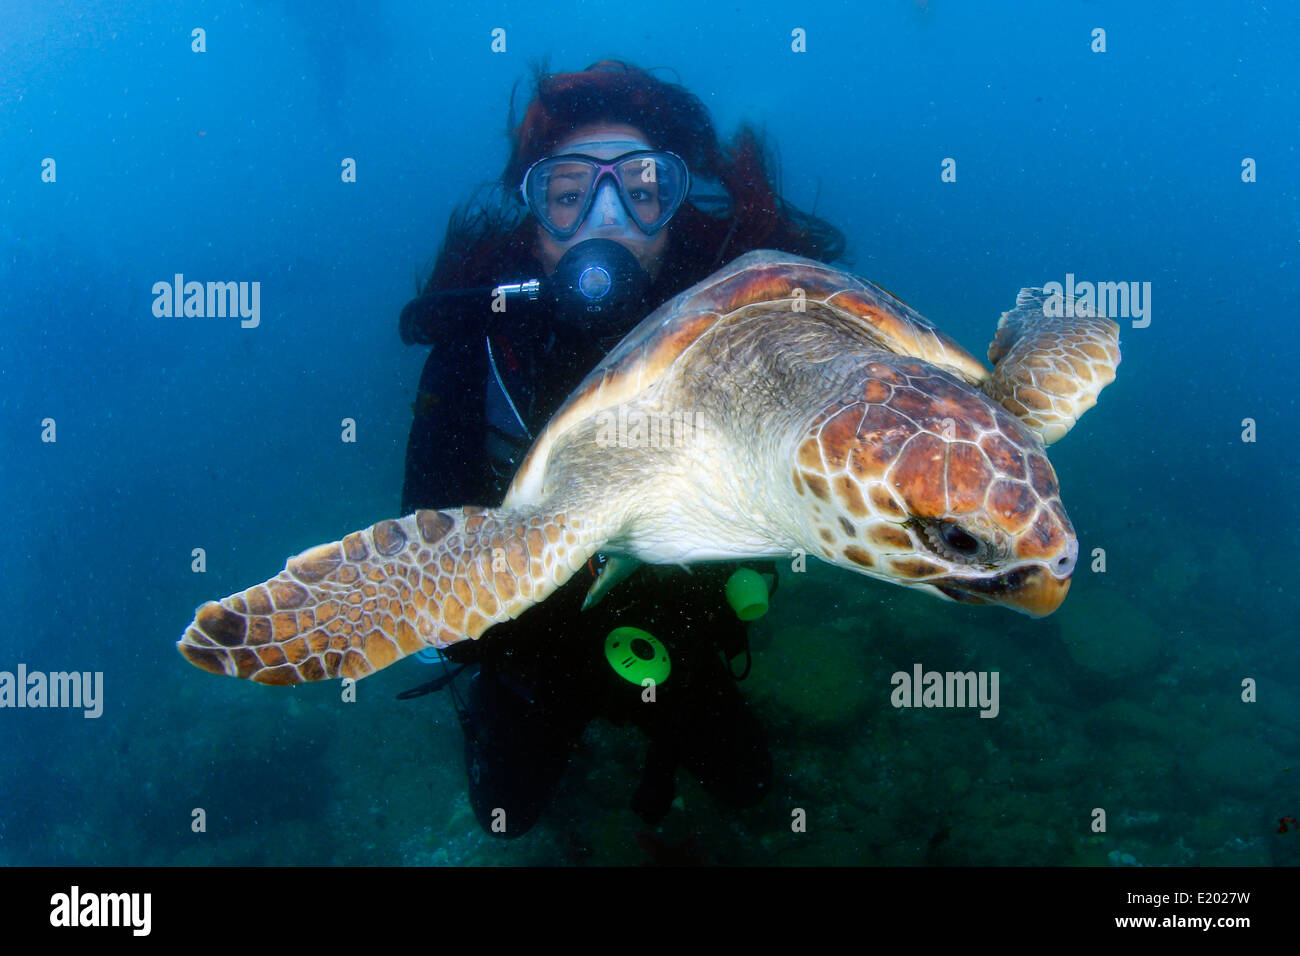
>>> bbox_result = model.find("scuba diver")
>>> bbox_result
[397,61,846,838]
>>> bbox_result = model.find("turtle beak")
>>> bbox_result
[997,566,1071,617]
[936,565,1072,617]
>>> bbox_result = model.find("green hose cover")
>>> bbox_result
[725,568,770,620]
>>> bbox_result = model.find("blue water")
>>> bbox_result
[2,0,1297,866]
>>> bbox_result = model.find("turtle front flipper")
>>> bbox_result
[178,507,602,685]
[982,289,1121,445]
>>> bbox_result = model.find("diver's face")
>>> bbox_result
[533,123,669,279]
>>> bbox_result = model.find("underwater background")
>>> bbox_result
[2,0,1297,866]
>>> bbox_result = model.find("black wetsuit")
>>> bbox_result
[399,251,772,837]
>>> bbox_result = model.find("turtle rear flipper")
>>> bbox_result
[983,288,1121,445]
[177,507,601,685]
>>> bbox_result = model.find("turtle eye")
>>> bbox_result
[942,525,979,555]
[920,519,989,565]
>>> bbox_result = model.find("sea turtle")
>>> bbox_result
[178,250,1120,685]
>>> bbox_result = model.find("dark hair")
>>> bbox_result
[425,60,846,297]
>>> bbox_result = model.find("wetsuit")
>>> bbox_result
[399,251,772,837]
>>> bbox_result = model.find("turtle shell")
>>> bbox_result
[504,249,990,506]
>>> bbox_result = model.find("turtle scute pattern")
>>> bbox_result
[506,253,993,508]
[177,506,597,684]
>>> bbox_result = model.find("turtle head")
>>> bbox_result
[792,359,1077,616]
